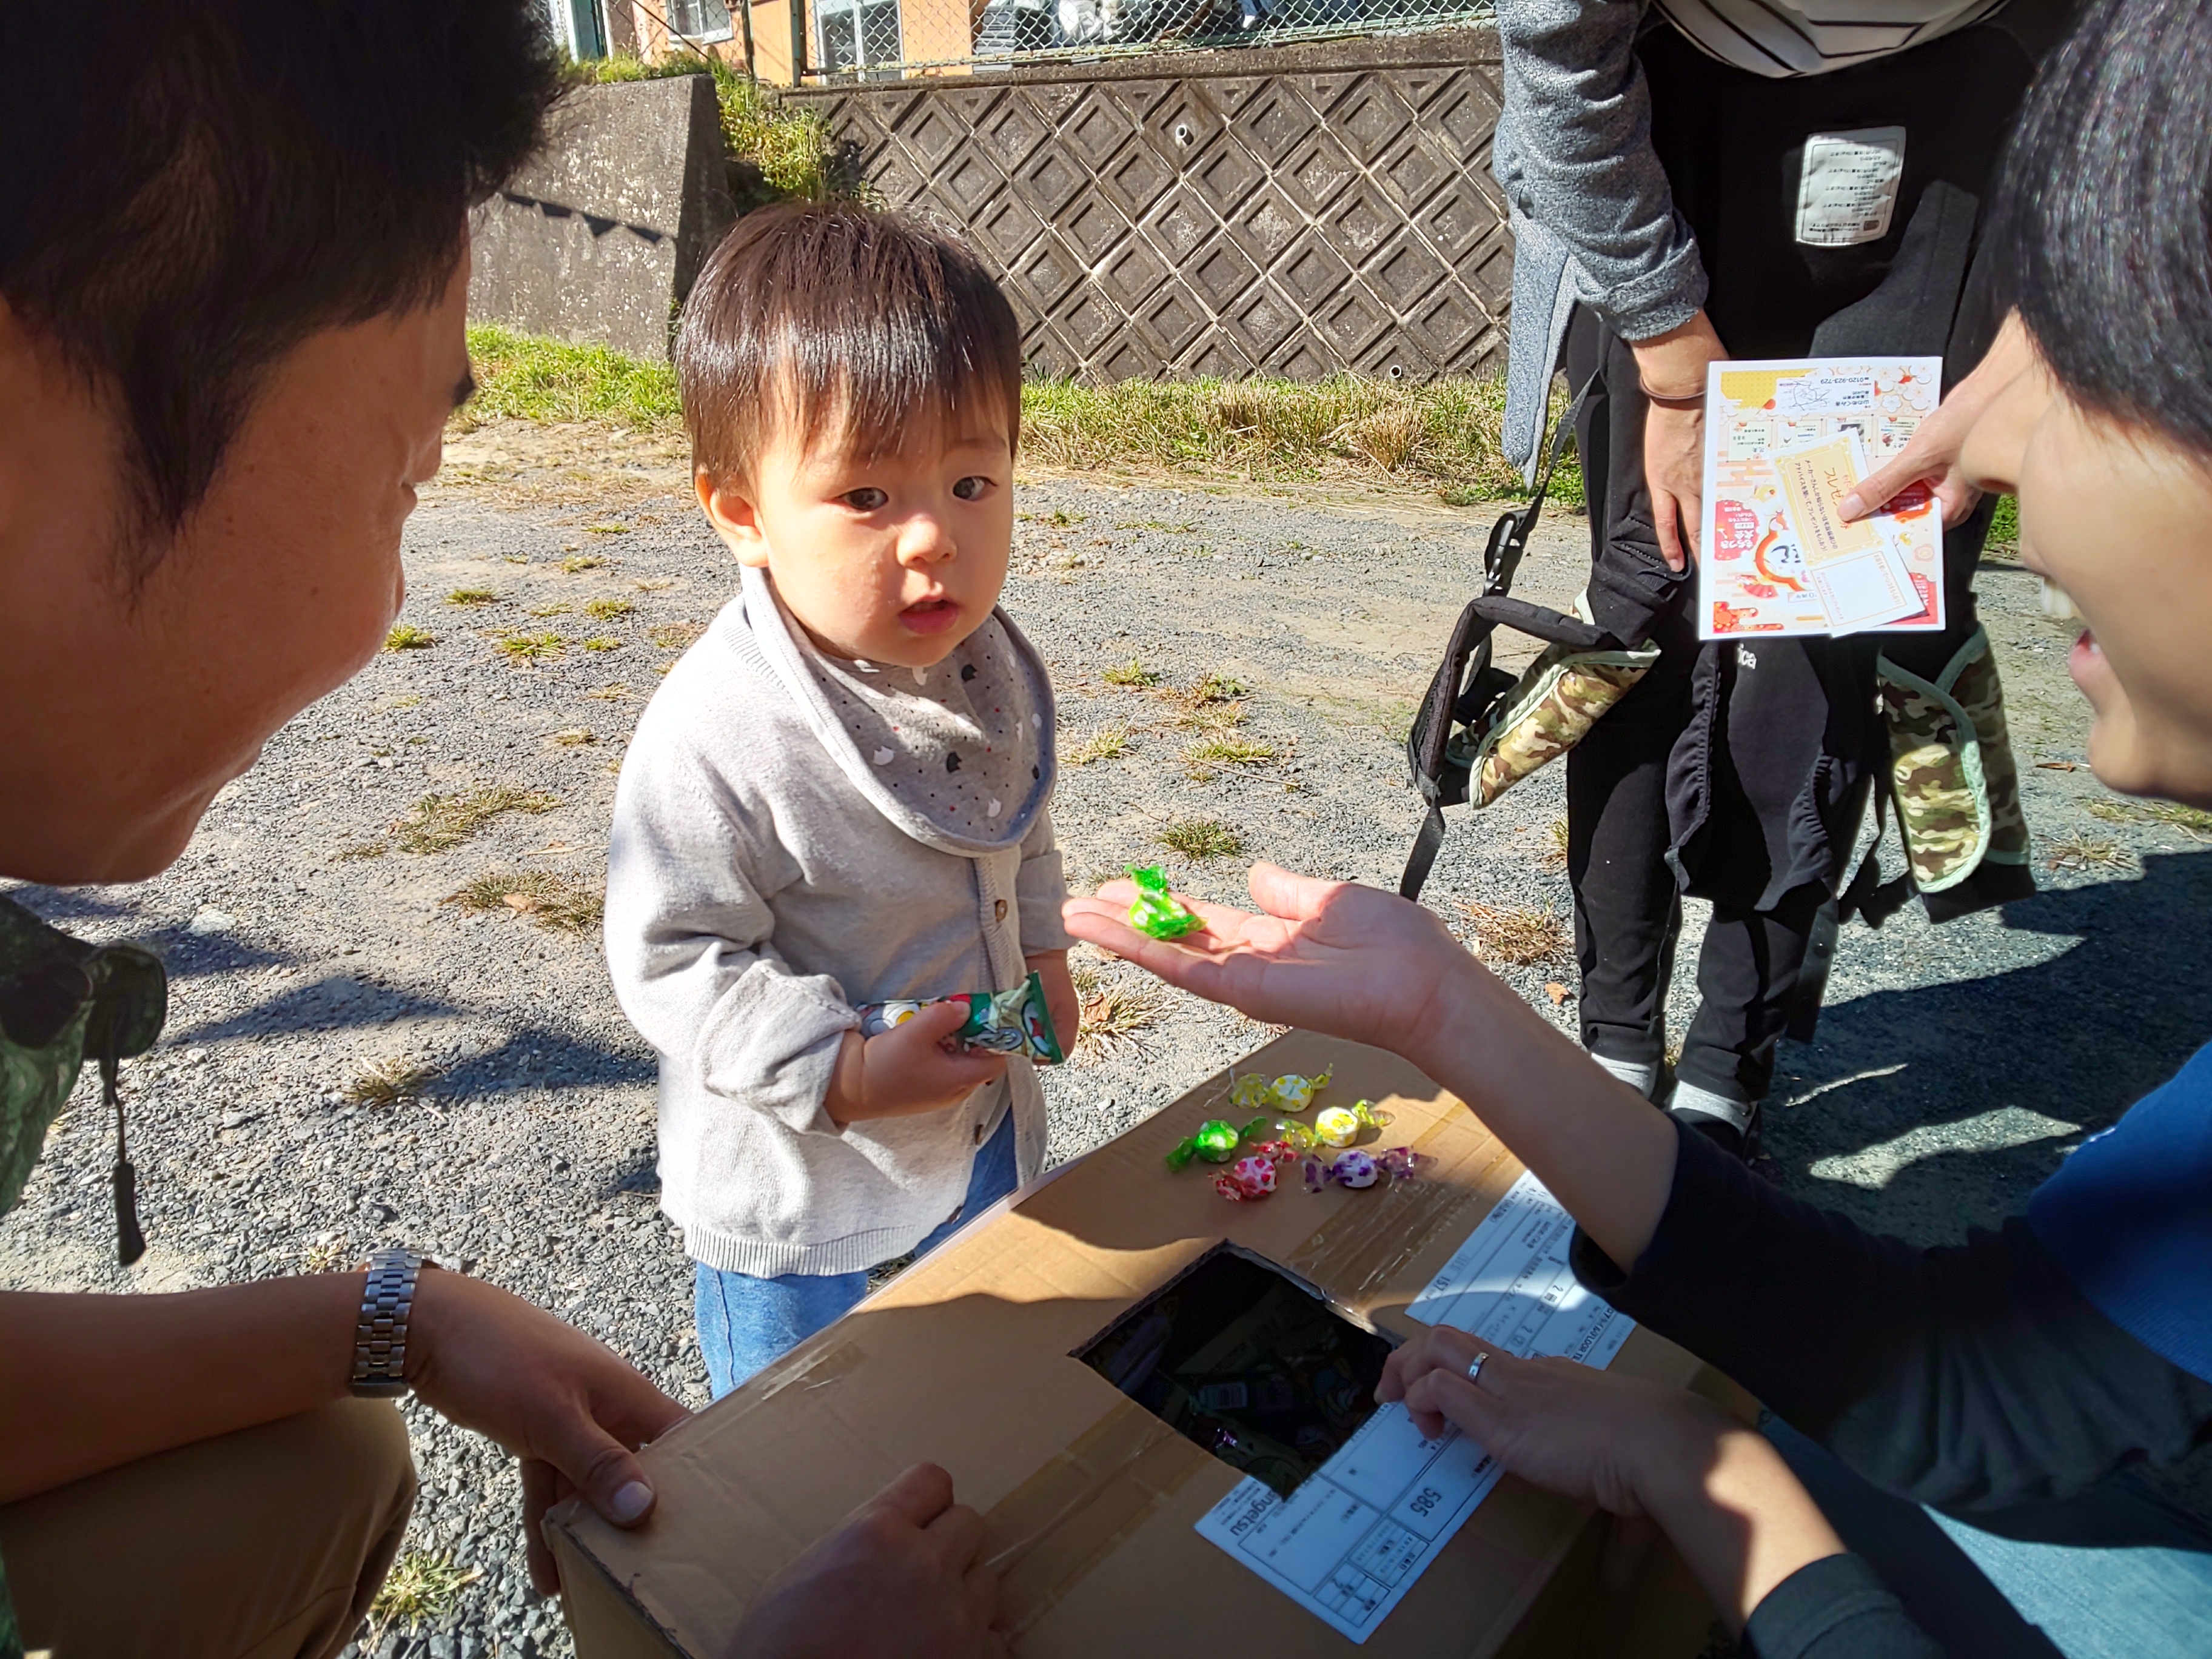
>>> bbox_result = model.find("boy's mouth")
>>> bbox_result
[899,595,964,636]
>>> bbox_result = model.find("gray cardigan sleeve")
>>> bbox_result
[1493,0,1709,341]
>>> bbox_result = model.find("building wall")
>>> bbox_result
[787,28,1512,382]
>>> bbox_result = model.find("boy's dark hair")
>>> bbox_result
[1999,0,2212,455]
[677,203,1024,486]
[0,2,560,567]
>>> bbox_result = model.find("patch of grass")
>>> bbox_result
[502,553,530,565]
[300,1237,350,1275]
[344,1056,437,1108]
[446,869,605,933]
[528,602,572,617]
[649,622,703,650]
[392,786,559,855]
[383,624,437,651]
[368,1550,482,1637]
[495,631,565,662]
[1185,736,1277,768]
[2043,832,2130,872]
[1187,671,1248,704]
[334,841,388,862]
[585,597,635,619]
[1158,818,1244,860]
[578,51,860,209]
[585,683,630,700]
[1117,518,1198,532]
[1021,508,1087,528]
[556,555,603,574]
[1987,494,2020,550]
[2083,795,2212,839]
[634,577,675,592]
[1068,725,1131,766]
[583,522,631,535]
[581,636,623,652]
[552,728,595,746]
[445,587,497,606]
[1461,900,1572,967]
[1540,817,1570,873]
[1070,960,1167,1061]
[1104,659,1161,688]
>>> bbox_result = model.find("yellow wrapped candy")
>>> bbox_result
[1228,1074,1275,1110]
[1314,1099,1390,1148]
[1269,1067,1333,1112]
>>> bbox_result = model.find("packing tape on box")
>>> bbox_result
[981,1398,1210,1636]
[1285,1116,1504,1311]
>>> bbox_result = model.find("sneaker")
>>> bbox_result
[1666,1081,1760,1162]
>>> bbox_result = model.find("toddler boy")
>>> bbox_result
[605,204,1078,1396]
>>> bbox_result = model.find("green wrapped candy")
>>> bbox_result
[856,970,1065,1065]
[1166,1118,1243,1171]
[1126,865,1203,940]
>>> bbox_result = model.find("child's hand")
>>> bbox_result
[1027,950,1081,1056]
[826,1001,1008,1125]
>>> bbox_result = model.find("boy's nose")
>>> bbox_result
[896,515,954,565]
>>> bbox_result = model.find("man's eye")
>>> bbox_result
[952,476,991,501]
[840,488,888,511]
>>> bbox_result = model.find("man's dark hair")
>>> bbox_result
[1999,0,2212,455]
[0,2,561,561]
[677,203,1024,487]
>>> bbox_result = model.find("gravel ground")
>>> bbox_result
[5,423,2205,1654]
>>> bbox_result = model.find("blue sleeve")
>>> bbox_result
[1493,0,1709,340]
[2029,1044,2212,1384]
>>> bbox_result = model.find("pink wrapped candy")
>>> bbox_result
[1214,1154,1279,1202]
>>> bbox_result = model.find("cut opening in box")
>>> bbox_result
[1074,1243,1397,1498]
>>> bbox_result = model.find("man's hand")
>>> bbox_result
[727,1463,1006,1659]
[825,1002,1008,1127]
[1841,310,2033,528]
[1061,864,1483,1074]
[402,1269,689,1595]
[1629,311,1729,573]
[1026,948,1081,1056]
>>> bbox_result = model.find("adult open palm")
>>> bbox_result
[1062,865,1476,1061]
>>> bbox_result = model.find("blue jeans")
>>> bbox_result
[693,1109,1020,1399]
[1765,1417,2212,1657]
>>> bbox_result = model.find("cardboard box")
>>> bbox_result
[550,1032,1735,1656]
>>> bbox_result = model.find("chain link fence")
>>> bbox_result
[640,0,1494,82]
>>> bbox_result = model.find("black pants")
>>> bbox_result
[1563,24,2039,1107]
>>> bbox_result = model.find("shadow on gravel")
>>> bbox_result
[1771,850,2212,1242]
[433,1026,654,1099]
[2,885,297,980]
[171,972,460,1042]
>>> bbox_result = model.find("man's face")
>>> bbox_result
[1962,349,2212,807]
[0,255,472,883]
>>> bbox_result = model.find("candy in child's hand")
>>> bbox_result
[1167,1118,1243,1171]
[1269,1067,1333,1111]
[1125,865,1203,940]
[855,970,1065,1065]
[1314,1099,1390,1148]
[1214,1155,1279,1201]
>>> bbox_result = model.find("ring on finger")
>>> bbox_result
[1465,1350,1490,1384]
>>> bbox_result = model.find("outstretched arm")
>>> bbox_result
[1062,865,1680,1271]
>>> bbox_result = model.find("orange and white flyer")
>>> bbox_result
[1697,357,1946,640]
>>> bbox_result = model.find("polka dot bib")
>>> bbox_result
[742,565,1053,856]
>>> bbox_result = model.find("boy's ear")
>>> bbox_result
[696,468,771,568]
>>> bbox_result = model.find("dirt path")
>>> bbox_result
[5,421,2203,1654]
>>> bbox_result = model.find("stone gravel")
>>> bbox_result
[5,428,2204,1654]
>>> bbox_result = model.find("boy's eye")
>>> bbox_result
[952,475,993,501]
[840,487,888,511]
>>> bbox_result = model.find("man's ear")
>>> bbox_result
[696,468,770,568]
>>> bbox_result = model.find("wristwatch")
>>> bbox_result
[349,1247,435,1398]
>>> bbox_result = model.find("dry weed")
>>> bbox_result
[1461,899,1572,967]
[392,787,558,854]
[1068,726,1131,766]
[1070,961,1168,1061]
[446,869,605,932]
[344,1055,437,1107]
[1159,819,1244,859]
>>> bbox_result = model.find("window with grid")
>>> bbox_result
[817,0,902,76]
[669,0,736,40]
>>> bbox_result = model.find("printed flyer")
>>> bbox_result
[1697,357,1946,639]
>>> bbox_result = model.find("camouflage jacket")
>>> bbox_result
[0,895,167,1659]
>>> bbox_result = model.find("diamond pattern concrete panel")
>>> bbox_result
[800,30,1509,383]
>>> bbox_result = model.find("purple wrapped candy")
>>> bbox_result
[1305,1145,1424,1193]
[1330,1150,1380,1188]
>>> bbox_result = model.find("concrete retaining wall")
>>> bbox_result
[468,75,736,360]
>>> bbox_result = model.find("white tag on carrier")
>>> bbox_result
[1795,127,1908,247]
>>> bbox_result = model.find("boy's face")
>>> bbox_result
[701,411,1014,668]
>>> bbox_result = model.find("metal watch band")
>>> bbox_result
[349,1247,429,1398]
